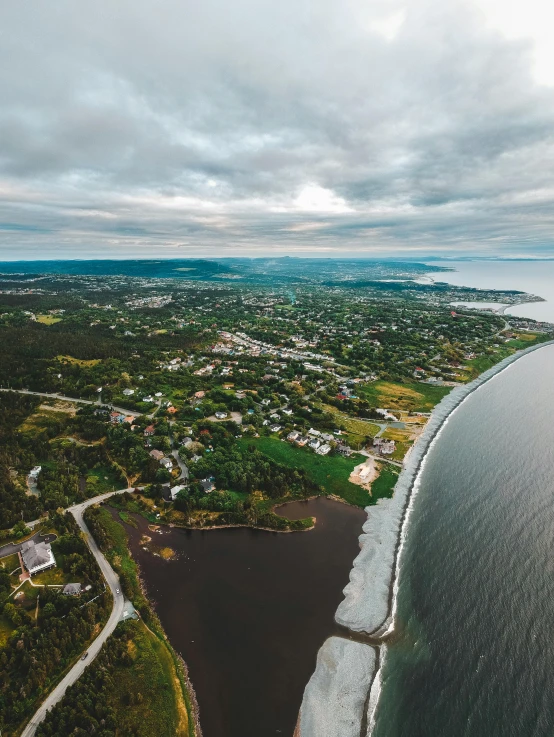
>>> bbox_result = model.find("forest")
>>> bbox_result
[0,513,110,736]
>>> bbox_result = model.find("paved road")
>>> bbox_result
[0,387,141,418]
[20,488,135,737]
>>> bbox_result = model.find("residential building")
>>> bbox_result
[63,583,82,596]
[21,539,56,576]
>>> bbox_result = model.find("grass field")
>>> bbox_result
[359,380,451,412]
[85,465,124,495]
[321,404,381,443]
[371,464,400,501]
[0,615,15,647]
[107,619,190,736]
[36,314,62,325]
[239,437,374,507]
[56,354,102,366]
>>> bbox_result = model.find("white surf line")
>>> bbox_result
[365,339,554,734]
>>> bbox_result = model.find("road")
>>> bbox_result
[20,488,135,737]
[0,387,141,418]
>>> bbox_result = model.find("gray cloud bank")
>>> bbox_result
[1,0,554,258]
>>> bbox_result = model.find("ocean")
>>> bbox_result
[372,343,554,737]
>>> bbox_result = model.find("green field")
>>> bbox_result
[359,380,451,412]
[107,619,191,736]
[85,465,125,495]
[240,437,379,507]
[36,314,62,325]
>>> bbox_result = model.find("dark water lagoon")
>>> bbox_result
[122,497,366,737]
[373,344,554,737]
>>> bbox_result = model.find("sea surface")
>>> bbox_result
[372,343,554,737]
[121,497,366,737]
[429,260,554,322]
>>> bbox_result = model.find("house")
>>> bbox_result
[144,425,155,436]
[200,478,215,493]
[287,430,300,441]
[21,539,56,576]
[215,411,228,419]
[235,391,246,399]
[29,466,42,479]
[194,391,206,399]
[308,428,321,437]
[63,583,82,596]
[124,416,135,424]
[167,406,178,415]
[110,412,125,424]
[321,433,334,442]
[295,436,309,447]
[270,424,282,433]
[282,408,293,416]
[150,449,165,461]
[308,437,321,450]
[170,485,187,501]
[181,437,193,447]
[373,438,396,455]
[143,395,154,403]
[161,457,174,470]
[270,413,280,420]
[122,388,135,396]
[316,443,331,455]
[336,444,353,457]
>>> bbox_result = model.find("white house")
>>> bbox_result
[21,539,56,576]
[170,485,187,500]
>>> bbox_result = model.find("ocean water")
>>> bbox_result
[429,260,554,322]
[372,344,554,737]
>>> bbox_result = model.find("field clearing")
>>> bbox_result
[36,314,62,325]
[85,465,125,495]
[0,615,15,647]
[239,436,374,507]
[107,619,190,736]
[56,354,102,366]
[381,427,414,442]
[321,404,380,437]
[360,380,451,412]
[19,406,73,434]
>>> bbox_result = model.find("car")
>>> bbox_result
[81,652,89,661]
[116,589,120,594]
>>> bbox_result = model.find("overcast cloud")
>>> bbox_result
[1,0,554,259]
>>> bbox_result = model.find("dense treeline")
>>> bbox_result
[0,513,110,736]
[35,623,130,737]
[0,393,43,527]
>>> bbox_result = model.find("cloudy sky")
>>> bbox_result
[1,0,554,259]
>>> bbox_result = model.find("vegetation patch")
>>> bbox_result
[239,436,372,507]
[360,380,451,412]
[36,314,62,325]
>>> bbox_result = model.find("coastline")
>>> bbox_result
[297,338,554,736]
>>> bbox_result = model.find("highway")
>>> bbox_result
[20,488,136,737]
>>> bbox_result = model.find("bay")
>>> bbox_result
[426,260,554,322]
[372,344,554,737]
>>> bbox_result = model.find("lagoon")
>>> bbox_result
[121,497,366,737]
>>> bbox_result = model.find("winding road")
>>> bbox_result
[19,488,137,737]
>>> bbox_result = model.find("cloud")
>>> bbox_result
[0,0,554,258]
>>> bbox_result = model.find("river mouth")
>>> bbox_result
[117,496,366,737]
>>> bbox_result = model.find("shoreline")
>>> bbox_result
[297,338,554,736]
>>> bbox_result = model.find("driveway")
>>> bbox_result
[0,532,56,560]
